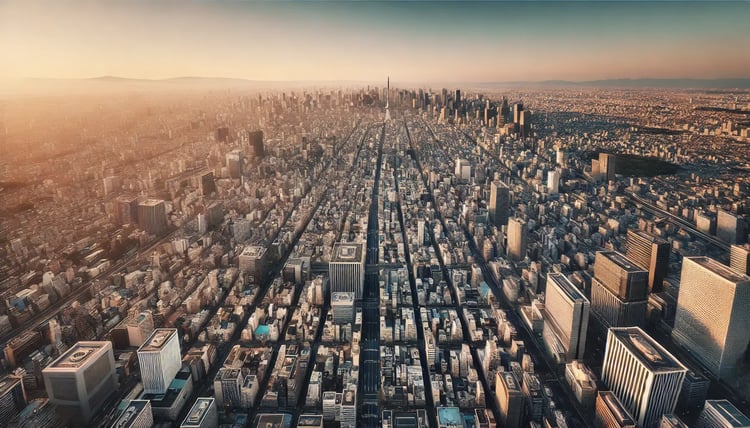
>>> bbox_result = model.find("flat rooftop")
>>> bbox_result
[598,251,646,273]
[600,391,635,425]
[628,229,667,245]
[331,242,364,263]
[610,327,686,373]
[138,328,177,353]
[114,400,150,426]
[687,256,750,284]
[548,272,588,302]
[139,199,164,207]
[240,246,267,258]
[0,375,22,396]
[331,292,355,303]
[297,414,323,427]
[48,341,110,369]
[182,397,214,427]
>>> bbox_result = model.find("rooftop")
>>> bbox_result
[138,328,177,353]
[48,341,110,369]
[705,400,750,426]
[687,256,750,284]
[113,400,150,427]
[600,391,635,425]
[609,327,686,373]
[331,242,364,263]
[240,245,267,258]
[139,199,164,207]
[598,251,646,273]
[182,398,215,427]
[0,375,22,397]
[548,272,588,302]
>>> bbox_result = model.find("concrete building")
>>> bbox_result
[594,391,636,428]
[672,256,750,381]
[717,209,743,245]
[495,371,523,428]
[507,218,527,262]
[137,199,168,236]
[489,181,510,227]
[601,327,687,428]
[226,149,243,179]
[329,242,365,299]
[113,400,154,428]
[181,397,218,428]
[695,399,750,428]
[544,273,590,361]
[0,375,26,426]
[42,341,118,423]
[547,170,560,194]
[591,251,648,327]
[729,244,750,275]
[239,246,268,281]
[599,153,617,181]
[331,292,355,324]
[455,158,471,181]
[137,329,181,395]
[626,230,670,292]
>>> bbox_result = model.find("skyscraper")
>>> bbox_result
[695,400,750,428]
[42,341,118,423]
[626,230,670,292]
[0,375,26,426]
[547,170,560,194]
[226,149,243,179]
[489,181,510,227]
[137,329,181,395]
[601,327,687,428]
[495,371,523,428]
[599,153,617,181]
[729,244,750,275]
[672,256,750,380]
[329,242,366,299]
[507,217,527,262]
[137,199,168,236]
[591,251,648,327]
[247,130,264,158]
[543,273,590,361]
[717,209,743,245]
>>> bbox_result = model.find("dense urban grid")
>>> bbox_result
[1,82,750,428]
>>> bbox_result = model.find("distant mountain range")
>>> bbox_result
[478,78,750,89]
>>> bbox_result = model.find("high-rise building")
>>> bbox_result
[543,273,590,361]
[599,153,617,181]
[626,230,670,292]
[127,311,155,347]
[329,243,365,299]
[137,329,181,395]
[181,397,218,428]
[137,199,168,235]
[4,331,42,369]
[214,368,242,408]
[717,209,743,245]
[730,244,750,275]
[331,292,355,324]
[695,399,750,428]
[601,327,687,428]
[216,127,230,142]
[591,251,649,327]
[248,130,264,158]
[507,218,527,262]
[226,150,243,179]
[117,195,140,226]
[455,158,472,181]
[199,171,217,197]
[0,375,26,426]
[547,170,560,194]
[495,371,524,428]
[239,246,268,281]
[594,391,636,428]
[672,256,750,381]
[42,341,118,423]
[489,181,510,227]
[113,400,154,428]
[513,103,523,124]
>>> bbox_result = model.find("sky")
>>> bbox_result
[1,0,749,84]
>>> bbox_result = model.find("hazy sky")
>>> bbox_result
[1,0,748,83]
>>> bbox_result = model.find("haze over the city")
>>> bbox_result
[1,0,749,84]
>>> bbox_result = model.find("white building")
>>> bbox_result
[137,329,181,395]
[329,243,365,299]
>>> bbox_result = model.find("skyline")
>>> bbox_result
[1,1,749,85]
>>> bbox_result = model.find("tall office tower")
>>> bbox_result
[216,126,230,142]
[626,230,670,292]
[543,273,590,361]
[599,153,617,181]
[225,149,244,179]
[417,219,426,246]
[329,242,366,299]
[181,397,218,428]
[340,389,357,428]
[717,209,743,245]
[513,103,523,124]
[42,341,118,423]
[113,400,154,428]
[214,368,243,407]
[137,329,181,395]
[695,400,750,428]
[239,246,268,281]
[137,199,168,235]
[519,110,530,138]
[556,149,567,167]
[247,130,264,158]
[127,311,155,347]
[0,375,26,426]
[455,158,472,181]
[601,327,687,428]
[103,175,120,195]
[547,170,560,194]
[495,371,524,428]
[730,244,750,274]
[489,181,510,227]
[117,196,140,226]
[672,256,750,381]
[594,391,636,428]
[331,292,355,324]
[591,251,649,327]
[199,171,217,197]
[507,218,527,262]
[384,76,391,122]
[454,89,461,105]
